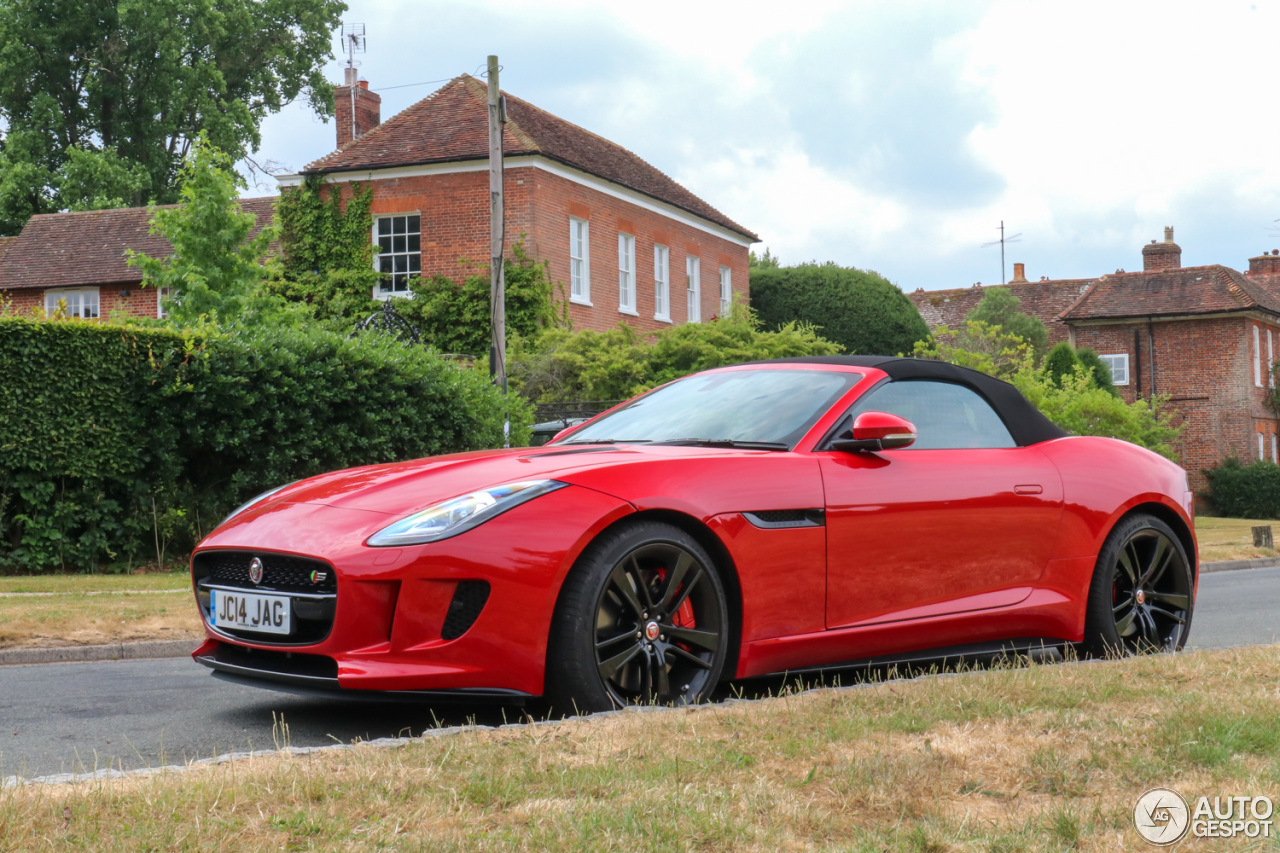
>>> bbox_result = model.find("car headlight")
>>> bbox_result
[220,482,296,527]
[367,480,569,547]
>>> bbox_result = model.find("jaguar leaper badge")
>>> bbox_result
[248,557,264,585]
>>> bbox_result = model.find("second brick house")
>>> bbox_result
[279,70,760,333]
[910,228,1280,494]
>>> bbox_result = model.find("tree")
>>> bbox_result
[0,0,344,233]
[750,262,929,356]
[965,288,1049,358]
[128,138,280,326]
[1042,341,1081,386]
[1075,347,1118,396]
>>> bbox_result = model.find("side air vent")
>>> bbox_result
[743,509,825,529]
[441,580,491,640]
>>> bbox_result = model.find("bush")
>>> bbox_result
[509,308,840,403]
[0,316,528,572]
[1204,458,1280,518]
[749,262,928,356]
[1042,342,1080,386]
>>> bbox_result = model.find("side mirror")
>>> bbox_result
[831,411,917,452]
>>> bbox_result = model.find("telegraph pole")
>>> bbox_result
[487,54,508,446]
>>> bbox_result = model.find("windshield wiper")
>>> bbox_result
[650,438,790,451]
[556,438,652,445]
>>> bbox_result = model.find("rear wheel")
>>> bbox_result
[1081,513,1193,657]
[546,520,729,714]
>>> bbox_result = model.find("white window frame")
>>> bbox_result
[719,265,732,315]
[1272,432,1277,463]
[1260,431,1267,461]
[1270,329,1275,388]
[570,217,591,305]
[618,232,636,315]
[1099,353,1130,386]
[373,213,422,299]
[686,255,701,323]
[157,286,172,319]
[654,244,670,322]
[44,288,100,320]
[1255,324,1263,387]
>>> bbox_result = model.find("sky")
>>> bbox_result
[252,0,1280,293]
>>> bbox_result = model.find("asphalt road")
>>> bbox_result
[2,566,1277,782]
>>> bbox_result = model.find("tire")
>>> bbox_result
[545,520,730,714]
[1080,513,1193,657]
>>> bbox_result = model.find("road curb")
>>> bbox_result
[1201,557,1280,574]
[0,639,196,667]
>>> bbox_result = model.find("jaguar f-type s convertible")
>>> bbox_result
[190,356,1197,711]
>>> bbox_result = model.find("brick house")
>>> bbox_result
[279,71,759,332]
[910,228,1280,494]
[0,200,276,320]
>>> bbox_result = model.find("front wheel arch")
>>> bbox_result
[543,509,742,703]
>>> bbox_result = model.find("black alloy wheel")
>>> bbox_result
[546,520,730,714]
[1082,513,1193,656]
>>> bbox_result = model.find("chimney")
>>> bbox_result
[1011,262,1027,283]
[1141,226,1181,272]
[1248,249,1280,277]
[334,67,381,148]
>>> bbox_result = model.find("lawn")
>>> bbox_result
[1,645,1276,851]
[1194,516,1280,563]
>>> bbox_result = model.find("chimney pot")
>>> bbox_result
[1142,228,1181,271]
[1011,262,1026,283]
[1164,226,1175,243]
[344,66,358,86]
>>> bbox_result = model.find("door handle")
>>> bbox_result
[1013,484,1043,495]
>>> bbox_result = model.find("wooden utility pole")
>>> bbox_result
[487,54,508,445]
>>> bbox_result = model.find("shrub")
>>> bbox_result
[749,262,928,356]
[509,307,840,403]
[0,316,527,572]
[1042,342,1080,386]
[965,288,1049,358]
[1204,458,1280,518]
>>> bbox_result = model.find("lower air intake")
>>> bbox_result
[441,581,491,640]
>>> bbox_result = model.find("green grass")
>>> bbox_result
[0,572,190,595]
[2,646,1278,851]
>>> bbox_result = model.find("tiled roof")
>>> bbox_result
[911,278,1095,331]
[1060,265,1280,321]
[305,75,758,240]
[0,198,277,291]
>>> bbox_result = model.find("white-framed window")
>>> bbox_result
[618,232,636,314]
[654,244,670,322]
[570,217,591,304]
[157,286,172,319]
[1260,431,1266,461]
[1255,324,1263,387]
[1270,329,1274,388]
[719,265,732,315]
[686,255,701,323]
[44,288,100,320]
[1099,353,1130,386]
[374,214,421,297]
[1272,432,1277,463]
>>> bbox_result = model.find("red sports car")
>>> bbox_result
[190,356,1197,711]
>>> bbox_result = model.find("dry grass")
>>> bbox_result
[0,572,200,649]
[1194,516,1280,563]
[2,645,1278,851]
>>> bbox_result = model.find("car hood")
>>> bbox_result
[241,444,658,516]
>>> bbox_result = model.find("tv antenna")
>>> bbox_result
[341,22,366,69]
[339,23,367,142]
[982,220,1021,284]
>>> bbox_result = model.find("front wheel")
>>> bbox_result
[1081,513,1193,657]
[546,520,730,714]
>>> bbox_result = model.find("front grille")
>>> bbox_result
[441,581,491,640]
[210,643,339,679]
[193,550,337,594]
[193,550,337,646]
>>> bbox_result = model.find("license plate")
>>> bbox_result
[209,589,292,635]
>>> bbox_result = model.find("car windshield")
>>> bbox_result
[557,369,862,449]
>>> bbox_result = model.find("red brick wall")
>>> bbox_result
[3,284,160,320]
[334,83,382,148]
[1071,316,1272,495]
[330,164,751,335]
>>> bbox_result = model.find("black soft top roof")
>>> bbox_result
[738,356,1068,447]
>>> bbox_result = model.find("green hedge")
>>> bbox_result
[1204,458,1280,518]
[0,317,528,573]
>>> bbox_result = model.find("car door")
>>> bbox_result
[819,379,1064,631]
